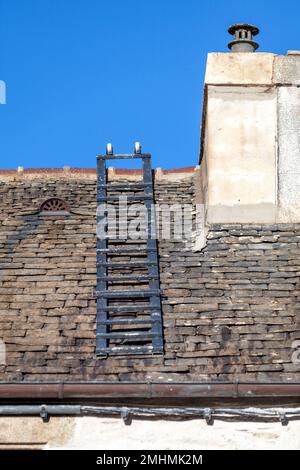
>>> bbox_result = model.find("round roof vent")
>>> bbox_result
[228,23,260,52]
[40,198,69,214]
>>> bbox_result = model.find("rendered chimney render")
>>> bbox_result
[0,25,300,450]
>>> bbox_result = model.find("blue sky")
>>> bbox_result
[0,0,298,169]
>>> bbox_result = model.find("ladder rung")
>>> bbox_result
[97,247,154,253]
[96,331,157,339]
[103,240,148,244]
[96,345,155,356]
[98,236,151,241]
[97,153,151,160]
[97,208,146,213]
[97,236,152,240]
[98,183,151,190]
[101,318,160,325]
[98,195,153,202]
[96,289,161,299]
[98,261,157,268]
[102,305,159,312]
[97,275,158,282]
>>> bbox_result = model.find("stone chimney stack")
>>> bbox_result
[198,26,300,224]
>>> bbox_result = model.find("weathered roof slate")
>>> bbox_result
[0,169,300,383]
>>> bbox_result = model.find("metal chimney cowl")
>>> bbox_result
[228,23,259,52]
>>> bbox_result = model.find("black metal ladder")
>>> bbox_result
[96,152,163,356]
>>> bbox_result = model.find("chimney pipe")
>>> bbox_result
[228,23,259,52]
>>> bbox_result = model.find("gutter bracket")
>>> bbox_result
[203,408,214,426]
[40,405,49,423]
[147,380,153,399]
[121,407,132,426]
[278,411,288,426]
[234,379,239,398]
[58,382,64,400]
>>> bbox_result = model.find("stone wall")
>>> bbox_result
[1,415,300,450]
[0,169,300,382]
